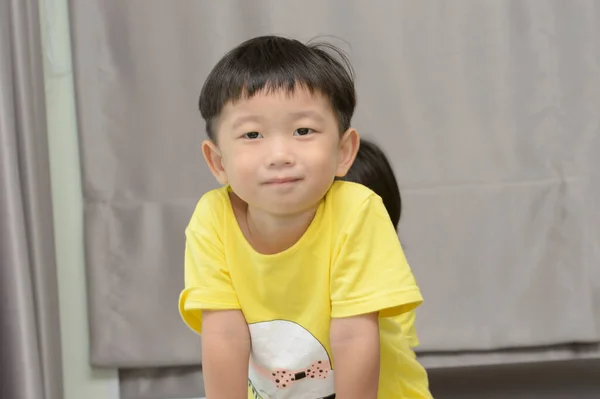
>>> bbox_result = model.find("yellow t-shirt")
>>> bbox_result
[179,181,432,398]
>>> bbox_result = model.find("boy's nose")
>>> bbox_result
[267,151,295,168]
[266,139,295,168]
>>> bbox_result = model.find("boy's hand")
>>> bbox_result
[330,312,380,399]
[202,309,250,399]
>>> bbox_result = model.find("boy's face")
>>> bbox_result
[202,87,358,215]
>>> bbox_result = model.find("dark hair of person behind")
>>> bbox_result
[199,35,356,141]
[338,138,402,230]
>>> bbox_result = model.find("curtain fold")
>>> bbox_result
[0,0,63,398]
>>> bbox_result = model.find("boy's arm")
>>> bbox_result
[202,309,250,399]
[329,195,424,398]
[330,312,380,399]
[180,195,250,398]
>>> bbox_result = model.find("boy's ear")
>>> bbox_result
[202,140,228,185]
[335,128,360,177]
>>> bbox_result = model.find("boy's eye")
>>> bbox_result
[242,132,262,139]
[293,128,314,136]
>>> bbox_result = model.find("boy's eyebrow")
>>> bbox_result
[231,115,264,130]
[289,111,326,124]
[231,111,326,129]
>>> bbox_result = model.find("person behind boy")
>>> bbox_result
[179,35,432,399]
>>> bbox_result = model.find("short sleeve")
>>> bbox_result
[178,197,240,334]
[330,195,423,319]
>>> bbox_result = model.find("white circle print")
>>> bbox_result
[248,320,335,399]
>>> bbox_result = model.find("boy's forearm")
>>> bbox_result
[201,310,250,399]
[330,313,380,399]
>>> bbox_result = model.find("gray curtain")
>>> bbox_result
[0,0,63,398]
[67,0,600,398]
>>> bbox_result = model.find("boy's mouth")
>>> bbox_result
[263,177,303,185]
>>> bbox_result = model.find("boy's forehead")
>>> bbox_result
[220,88,335,121]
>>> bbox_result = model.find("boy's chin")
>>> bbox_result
[251,200,320,218]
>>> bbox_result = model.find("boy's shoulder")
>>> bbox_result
[188,185,230,228]
[327,180,380,207]
[326,181,384,225]
[197,185,229,206]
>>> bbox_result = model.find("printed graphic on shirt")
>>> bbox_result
[248,320,335,399]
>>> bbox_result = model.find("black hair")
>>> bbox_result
[199,35,356,141]
[338,138,402,230]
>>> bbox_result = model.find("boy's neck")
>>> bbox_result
[232,194,317,255]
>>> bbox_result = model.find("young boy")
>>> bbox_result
[179,35,432,399]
